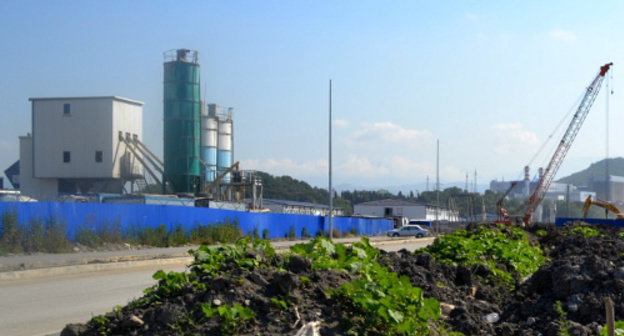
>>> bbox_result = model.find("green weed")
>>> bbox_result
[422,225,545,288]
[201,303,255,334]
[553,301,570,336]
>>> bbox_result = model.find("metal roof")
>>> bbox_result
[29,96,144,106]
[263,199,334,209]
[354,199,429,207]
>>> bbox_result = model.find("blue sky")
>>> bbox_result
[1,1,623,192]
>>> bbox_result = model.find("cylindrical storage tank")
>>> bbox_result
[200,110,218,182]
[217,112,233,182]
[163,49,201,193]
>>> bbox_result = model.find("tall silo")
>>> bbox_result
[163,49,201,193]
[217,107,233,182]
[201,104,219,182]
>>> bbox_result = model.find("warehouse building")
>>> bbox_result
[19,96,144,201]
[353,199,458,222]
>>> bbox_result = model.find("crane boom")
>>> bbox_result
[523,62,612,226]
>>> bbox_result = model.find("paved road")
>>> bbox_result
[0,237,433,336]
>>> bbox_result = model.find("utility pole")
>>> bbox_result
[436,139,440,236]
[328,79,333,239]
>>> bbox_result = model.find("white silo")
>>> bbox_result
[217,107,233,182]
[201,104,219,182]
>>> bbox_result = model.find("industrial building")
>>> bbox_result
[353,199,459,222]
[590,175,624,204]
[18,96,144,201]
[488,166,594,203]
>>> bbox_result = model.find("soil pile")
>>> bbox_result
[61,223,624,336]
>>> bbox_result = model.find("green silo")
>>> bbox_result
[163,49,201,193]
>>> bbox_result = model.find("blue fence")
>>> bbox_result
[0,202,393,240]
[555,217,624,227]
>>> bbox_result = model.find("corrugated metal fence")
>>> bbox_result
[0,202,393,240]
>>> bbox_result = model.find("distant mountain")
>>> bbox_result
[558,157,624,186]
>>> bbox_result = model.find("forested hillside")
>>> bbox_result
[559,157,624,186]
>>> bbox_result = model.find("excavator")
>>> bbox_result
[496,182,517,224]
[583,195,624,220]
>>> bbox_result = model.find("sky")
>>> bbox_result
[1,1,623,193]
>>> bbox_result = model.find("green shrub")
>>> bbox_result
[315,228,324,237]
[139,224,168,247]
[0,210,23,254]
[76,224,103,248]
[251,226,260,239]
[301,227,311,239]
[285,225,297,240]
[262,228,269,240]
[22,218,44,253]
[97,219,123,244]
[42,217,71,253]
[189,219,242,245]
[167,223,188,247]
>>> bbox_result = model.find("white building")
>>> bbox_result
[19,96,144,201]
[353,199,459,221]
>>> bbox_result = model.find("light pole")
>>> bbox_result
[329,79,333,239]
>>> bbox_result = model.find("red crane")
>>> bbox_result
[523,62,613,226]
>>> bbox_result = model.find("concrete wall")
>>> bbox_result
[19,135,58,201]
[112,99,143,178]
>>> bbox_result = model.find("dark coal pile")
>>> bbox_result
[379,250,507,335]
[499,224,624,336]
[61,224,624,336]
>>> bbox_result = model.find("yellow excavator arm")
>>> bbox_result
[583,195,624,219]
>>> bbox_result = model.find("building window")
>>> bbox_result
[63,151,71,163]
[63,103,71,115]
[384,207,393,216]
[95,151,103,163]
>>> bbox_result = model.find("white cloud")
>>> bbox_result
[240,158,327,177]
[548,29,577,42]
[337,154,389,178]
[491,123,540,155]
[333,119,350,128]
[350,122,432,146]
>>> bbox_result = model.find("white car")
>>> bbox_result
[386,225,430,238]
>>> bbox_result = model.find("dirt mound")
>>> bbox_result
[61,224,624,335]
[498,224,624,336]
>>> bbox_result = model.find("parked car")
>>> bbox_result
[386,225,430,238]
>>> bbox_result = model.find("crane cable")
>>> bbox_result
[514,90,586,182]
[605,67,613,203]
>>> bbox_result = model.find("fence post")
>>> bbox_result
[605,297,615,336]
